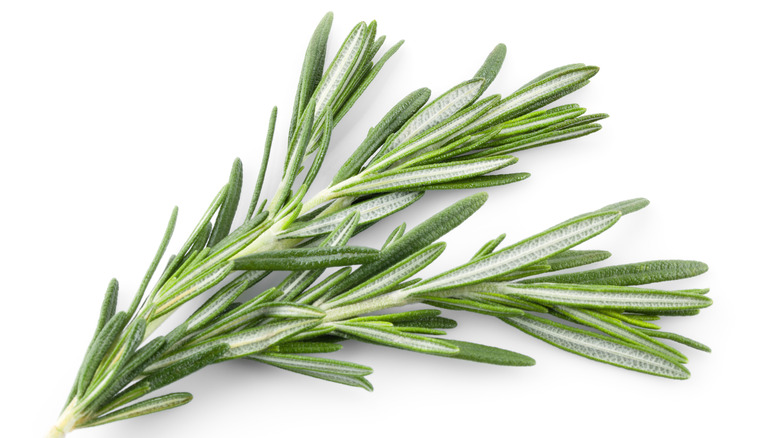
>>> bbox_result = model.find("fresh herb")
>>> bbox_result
[47,13,709,437]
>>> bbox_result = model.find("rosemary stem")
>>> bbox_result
[47,400,78,438]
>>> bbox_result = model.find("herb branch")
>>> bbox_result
[47,13,709,437]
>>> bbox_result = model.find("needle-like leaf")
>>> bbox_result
[281,192,423,239]
[249,353,372,376]
[406,211,621,295]
[335,156,517,196]
[521,260,709,286]
[80,393,194,428]
[334,322,459,355]
[232,246,379,271]
[507,283,712,312]
[504,314,690,379]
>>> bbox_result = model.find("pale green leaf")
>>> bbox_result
[504,314,690,379]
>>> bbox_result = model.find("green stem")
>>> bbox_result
[46,400,79,438]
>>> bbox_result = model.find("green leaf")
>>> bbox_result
[249,353,372,376]
[490,264,552,282]
[289,13,333,142]
[421,172,530,190]
[85,336,168,413]
[323,192,488,297]
[406,211,621,296]
[335,156,517,196]
[129,206,178,316]
[538,112,609,133]
[594,197,650,215]
[351,309,442,323]
[263,363,373,391]
[507,283,712,312]
[333,39,405,124]
[437,340,535,366]
[335,322,459,355]
[638,329,711,353]
[381,222,406,250]
[79,393,194,428]
[281,192,423,239]
[209,158,243,247]
[64,278,123,407]
[185,279,250,333]
[504,314,690,379]
[452,287,549,312]
[471,234,506,260]
[94,279,119,341]
[544,249,611,271]
[374,78,485,160]
[296,108,333,196]
[311,21,369,121]
[367,33,385,61]
[181,293,326,347]
[648,308,702,316]
[274,341,343,354]
[351,311,458,330]
[368,90,497,171]
[393,316,458,330]
[324,242,446,308]
[246,107,277,223]
[601,311,661,330]
[152,261,235,318]
[521,63,586,88]
[295,267,352,305]
[470,123,602,157]
[151,186,227,296]
[492,105,586,140]
[418,295,526,317]
[428,126,502,163]
[248,302,326,319]
[150,319,320,370]
[280,100,316,203]
[141,345,229,390]
[553,306,687,363]
[468,64,599,131]
[333,88,430,183]
[220,319,323,360]
[77,311,129,397]
[232,246,378,271]
[473,43,506,96]
[521,260,709,286]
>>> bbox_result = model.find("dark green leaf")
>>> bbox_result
[437,340,535,366]
[422,172,530,190]
[289,12,333,143]
[246,106,277,223]
[128,207,178,315]
[79,393,193,428]
[473,43,506,96]
[521,260,709,286]
[77,312,129,397]
[544,250,611,271]
[233,246,379,271]
[209,158,243,246]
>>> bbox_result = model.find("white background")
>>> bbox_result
[2,1,777,437]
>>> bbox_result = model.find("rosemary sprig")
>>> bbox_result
[46,13,709,437]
